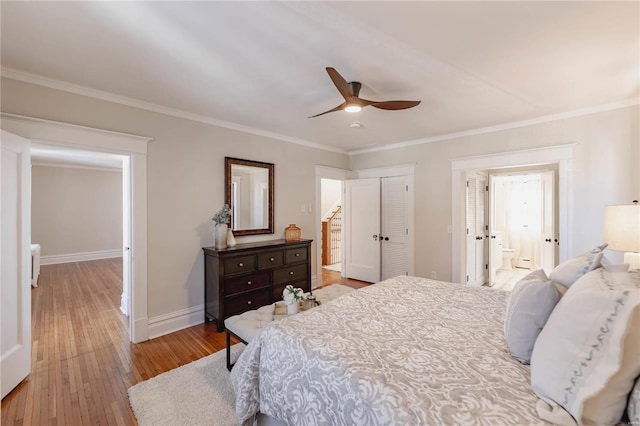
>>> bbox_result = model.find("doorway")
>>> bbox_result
[452,145,572,286]
[488,169,557,290]
[320,178,343,274]
[1,113,150,343]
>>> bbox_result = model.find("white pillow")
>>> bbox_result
[530,268,640,425]
[504,269,560,364]
[549,244,607,289]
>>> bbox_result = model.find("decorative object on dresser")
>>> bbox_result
[284,223,301,242]
[211,204,232,250]
[226,229,236,248]
[202,239,312,332]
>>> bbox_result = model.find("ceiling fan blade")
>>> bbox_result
[325,67,354,101]
[309,103,346,118]
[370,100,421,110]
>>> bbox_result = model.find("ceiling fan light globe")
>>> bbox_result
[345,105,362,113]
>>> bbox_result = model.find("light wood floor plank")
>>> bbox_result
[1,258,365,425]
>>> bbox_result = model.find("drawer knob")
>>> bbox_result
[269,257,275,261]
[247,300,252,305]
[247,281,252,285]
[238,262,244,267]
[295,253,300,257]
[289,271,294,275]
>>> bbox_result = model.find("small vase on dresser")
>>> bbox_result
[214,224,228,250]
[226,229,236,247]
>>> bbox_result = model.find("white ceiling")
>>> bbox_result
[2,1,639,153]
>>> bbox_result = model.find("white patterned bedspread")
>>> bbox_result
[231,276,544,425]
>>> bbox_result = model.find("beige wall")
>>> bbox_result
[31,165,122,257]
[4,77,637,318]
[1,77,349,318]
[350,105,640,281]
[321,178,342,218]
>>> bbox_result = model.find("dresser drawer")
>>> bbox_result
[224,255,256,276]
[273,264,308,285]
[225,272,270,295]
[258,251,284,269]
[226,288,271,317]
[285,247,307,264]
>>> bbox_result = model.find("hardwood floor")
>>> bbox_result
[320,267,371,289]
[1,258,365,425]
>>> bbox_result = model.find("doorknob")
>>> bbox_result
[384,237,389,241]
[545,238,552,242]
[372,234,378,241]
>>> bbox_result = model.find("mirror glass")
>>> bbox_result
[225,157,274,236]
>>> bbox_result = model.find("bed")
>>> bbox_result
[230,276,543,425]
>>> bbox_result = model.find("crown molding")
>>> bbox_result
[1,67,347,155]
[349,98,639,155]
[3,67,636,158]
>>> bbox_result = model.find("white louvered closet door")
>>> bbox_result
[466,173,488,286]
[381,176,408,280]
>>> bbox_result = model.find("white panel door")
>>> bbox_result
[381,176,408,280]
[465,172,488,286]
[344,178,381,283]
[541,170,556,275]
[1,130,31,399]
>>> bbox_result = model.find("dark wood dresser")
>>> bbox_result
[202,239,312,331]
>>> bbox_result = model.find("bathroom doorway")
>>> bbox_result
[488,168,558,290]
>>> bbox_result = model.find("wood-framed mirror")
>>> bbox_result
[225,157,274,236]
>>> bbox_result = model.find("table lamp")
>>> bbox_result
[603,201,640,269]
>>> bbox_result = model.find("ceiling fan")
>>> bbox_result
[309,67,421,118]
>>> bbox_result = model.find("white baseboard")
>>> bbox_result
[147,275,318,340]
[41,249,123,265]
[148,305,204,340]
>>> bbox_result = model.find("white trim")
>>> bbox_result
[1,113,151,152]
[355,163,416,178]
[450,144,574,284]
[148,305,204,340]
[31,161,122,172]
[40,249,122,265]
[5,68,636,158]
[2,69,346,155]
[349,99,638,155]
[0,114,150,343]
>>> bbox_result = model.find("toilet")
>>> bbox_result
[501,249,516,271]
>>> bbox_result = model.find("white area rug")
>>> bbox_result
[128,344,245,426]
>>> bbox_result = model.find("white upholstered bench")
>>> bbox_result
[224,284,355,370]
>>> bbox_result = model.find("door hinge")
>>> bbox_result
[406,228,408,235]
[485,264,488,270]
[466,228,469,235]
[466,275,469,282]
[406,185,408,191]
[466,181,469,187]
[486,185,489,191]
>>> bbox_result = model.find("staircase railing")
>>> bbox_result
[321,206,341,266]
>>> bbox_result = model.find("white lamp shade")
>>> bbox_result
[603,204,640,252]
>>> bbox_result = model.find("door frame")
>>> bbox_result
[451,144,574,284]
[1,113,151,343]
[314,166,352,287]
